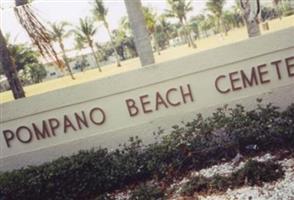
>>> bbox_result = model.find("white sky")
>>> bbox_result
[0,0,236,50]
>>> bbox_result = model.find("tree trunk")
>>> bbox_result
[124,0,155,66]
[60,41,75,80]
[246,20,260,37]
[240,0,261,37]
[104,21,121,67]
[89,43,102,72]
[0,29,25,99]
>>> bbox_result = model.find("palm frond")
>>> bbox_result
[92,0,108,22]
[14,0,62,68]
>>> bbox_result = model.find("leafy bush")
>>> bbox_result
[129,183,165,200]
[0,102,293,200]
[180,175,210,196]
[233,159,284,186]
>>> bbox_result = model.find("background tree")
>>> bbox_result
[1,0,68,99]
[117,17,138,58]
[14,0,62,67]
[153,25,170,49]
[7,42,48,82]
[0,30,25,98]
[74,34,88,72]
[279,0,294,16]
[8,44,39,71]
[272,0,282,19]
[189,16,201,39]
[50,22,75,79]
[5,0,64,99]
[222,10,238,30]
[74,17,102,72]
[232,1,245,27]
[95,42,108,62]
[190,14,205,38]
[92,0,121,67]
[124,0,155,66]
[206,0,227,35]
[158,15,173,44]
[165,0,196,48]
[112,29,127,60]
[119,16,131,35]
[74,34,86,58]
[260,6,276,22]
[143,7,161,55]
[1,38,48,86]
[23,63,47,84]
[124,36,138,58]
[115,16,138,58]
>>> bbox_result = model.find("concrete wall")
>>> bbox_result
[1,27,293,171]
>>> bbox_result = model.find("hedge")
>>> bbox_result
[0,101,293,200]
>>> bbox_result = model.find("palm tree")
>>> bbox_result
[74,34,86,53]
[143,7,161,55]
[24,63,47,84]
[206,0,227,35]
[0,29,25,98]
[190,14,214,38]
[124,0,155,66]
[165,0,196,48]
[222,10,238,30]
[8,43,39,72]
[74,17,102,72]
[14,2,63,66]
[74,34,87,72]
[158,15,173,43]
[1,0,63,99]
[119,16,131,34]
[92,0,121,67]
[50,22,75,80]
[0,0,31,99]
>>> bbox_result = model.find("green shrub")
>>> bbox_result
[209,174,231,192]
[180,175,209,196]
[233,159,284,186]
[129,183,165,200]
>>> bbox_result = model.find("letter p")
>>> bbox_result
[3,130,15,148]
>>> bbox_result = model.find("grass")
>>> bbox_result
[1,15,293,104]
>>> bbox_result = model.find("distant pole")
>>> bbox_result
[240,0,261,37]
[124,0,155,66]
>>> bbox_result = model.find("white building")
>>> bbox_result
[43,48,116,81]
